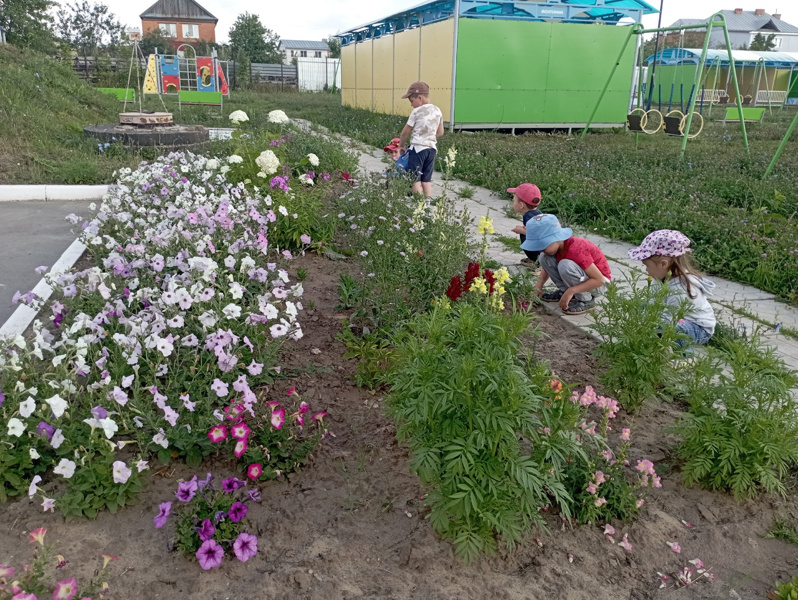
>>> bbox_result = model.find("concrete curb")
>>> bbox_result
[0,185,111,202]
[0,238,87,340]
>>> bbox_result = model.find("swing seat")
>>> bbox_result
[627,113,645,132]
[663,112,684,137]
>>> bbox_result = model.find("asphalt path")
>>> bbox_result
[0,201,92,326]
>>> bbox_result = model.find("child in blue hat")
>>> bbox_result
[524,215,611,315]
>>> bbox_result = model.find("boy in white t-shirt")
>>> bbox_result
[398,81,443,199]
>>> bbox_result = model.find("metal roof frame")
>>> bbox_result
[337,0,657,45]
[645,48,798,69]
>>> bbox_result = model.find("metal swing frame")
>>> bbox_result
[581,13,750,157]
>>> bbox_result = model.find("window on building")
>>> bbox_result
[182,24,199,39]
[300,50,307,57]
[159,23,176,37]
[314,51,322,57]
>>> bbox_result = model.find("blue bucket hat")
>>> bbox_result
[520,214,572,252]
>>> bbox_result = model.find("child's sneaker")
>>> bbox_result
[520,258,537,268]
[562,299,596,315]
[541,290,564,303]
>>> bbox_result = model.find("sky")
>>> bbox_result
[102,0,798,44]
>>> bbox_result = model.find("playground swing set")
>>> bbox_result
[582,13,750,157]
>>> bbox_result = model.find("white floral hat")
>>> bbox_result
[628,230,692,261]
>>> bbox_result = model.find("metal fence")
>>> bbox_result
[297,58,341,92]
[228,61,298,90]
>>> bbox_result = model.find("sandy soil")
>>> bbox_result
[0,253,796,600]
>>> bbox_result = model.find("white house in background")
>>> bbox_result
[278,40,330,64]
[670,9,798,51]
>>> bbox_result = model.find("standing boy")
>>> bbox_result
[398,81,443,200]
[523,214,611,315]
[508,183,543,267]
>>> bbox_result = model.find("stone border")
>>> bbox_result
[0,239,87,340]
[0,185,110,202]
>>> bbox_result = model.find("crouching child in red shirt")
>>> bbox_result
[523,214,611,315]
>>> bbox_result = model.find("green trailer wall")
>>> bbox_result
[453,19,636,125]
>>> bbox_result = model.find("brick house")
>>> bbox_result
[140,0,218,50]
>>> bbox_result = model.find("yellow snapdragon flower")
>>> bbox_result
[477,216,495,235]
[495,267,511,286]
[470,277,489,295]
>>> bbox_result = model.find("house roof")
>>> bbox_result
[140,0,218,23]
[668,10,798,34]
[279,40,330,51]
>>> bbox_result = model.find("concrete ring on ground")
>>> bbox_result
[84,124,210,149]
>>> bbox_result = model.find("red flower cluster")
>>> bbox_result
[445,262,496,302]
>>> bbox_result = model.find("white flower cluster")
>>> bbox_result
[267,109,290,124]
[255,150,280,175]
[307,153,319,167]
[228,110,249,125]
[298,173,314,186]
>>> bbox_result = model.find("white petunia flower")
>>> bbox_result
[100,417,119,440]
[19,396,36,418]
[7,418,25,437]
[51,429,65,449]
[54,458,76,479]
[222,304,242,319]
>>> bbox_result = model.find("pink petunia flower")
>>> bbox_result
[208,425,227,443]
[247,463,262,480]
[667,541,682,554]
[231,423,251,440]
[196,539,224,570]
[271,408,285,430]
[618,533,632,552]
[233,532,258,562]
[233,439,248,458]
[53,577,78,600]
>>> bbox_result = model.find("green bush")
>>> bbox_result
[388,302,579,562]
[590,275,690,413]
[673,333,798,498]
[771,577,798,600]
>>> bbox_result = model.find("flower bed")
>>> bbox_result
[0,117,351,519]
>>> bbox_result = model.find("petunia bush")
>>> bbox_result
[0,131,345,516]
[208,386,330,481]
[154,473,260,569]
[0,526,118,599]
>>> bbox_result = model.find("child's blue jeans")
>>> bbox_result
[675,319,711,348]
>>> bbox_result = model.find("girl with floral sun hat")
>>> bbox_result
[628,229,716,346]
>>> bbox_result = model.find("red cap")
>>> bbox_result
[507,183,542,208]
[383,137,401,152]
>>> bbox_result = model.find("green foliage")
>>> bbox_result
[749,33,777,51]
[228,12,281,64]
[58,453,144,519]
[339,324,395,389]
[458,185,475,199]
[387,303,582,563]
[772,577,798,600]
[0,0,58,52]
[673,333,798,499]
[590,275,689,413]
[56,0,125,57]
[768,517,798,545]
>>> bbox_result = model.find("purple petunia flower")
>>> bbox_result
[228,501,248,523]
[222,477,245,493]
[198,473,214,490]
[196,539,224,570]
[247,489,262,503]
[154,501,172,528]
[91,405,108,420]
[175,476,198,502]
[233,532,258,562]
[213,510,226,524]
[37,421,54,440]
[197,518,215,541]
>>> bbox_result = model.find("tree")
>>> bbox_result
[326,36,341,59]
[138,27,170,56]
[749,33,777,51]
[228,12,281,64]
[56,0,125,57]
[0,0,58,52]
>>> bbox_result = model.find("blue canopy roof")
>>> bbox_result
[338,0,658,45]
[645,48,798,69]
